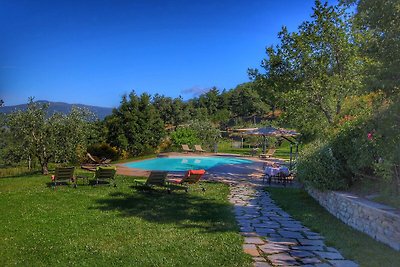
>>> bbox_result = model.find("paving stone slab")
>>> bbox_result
[278,230,304,239]
[328,260,359,267]
[245,237,265,245]
[253,256,267,262]
[326,247,340,253]
[255,228,276,234]
[289,250,315,258]
[241,232,259,237]
[259,243,289,254]
[267,253,299,266]
[314,264,333,267]
[243,244,260,256]
[300,257,323,264]
[253,262,272,267]
[298,238,326,246]
[292,245,325,251]
[266,237,298,246]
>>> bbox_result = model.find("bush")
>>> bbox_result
[298,96,400,193]
[297,140,349,190]
[189,119,220,149]
[170,127,200,148]
[87,143,119,161]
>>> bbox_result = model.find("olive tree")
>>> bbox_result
[7,99,93,174]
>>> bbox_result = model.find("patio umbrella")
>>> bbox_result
[241,127,300,168]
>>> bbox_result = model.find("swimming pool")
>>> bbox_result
[123,156,253,171]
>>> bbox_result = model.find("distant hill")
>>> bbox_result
[0,100,113,120]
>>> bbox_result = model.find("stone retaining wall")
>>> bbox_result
[306,187,400,251]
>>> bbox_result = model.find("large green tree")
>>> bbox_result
[252,0,365,137]
[228,83,268,119]
[105,91,166,156]
[349,0,400,95]
[6,99,92,174]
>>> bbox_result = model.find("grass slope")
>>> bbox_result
[0,173,251,266]
[267,187,400,267]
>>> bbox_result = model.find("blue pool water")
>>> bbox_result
[124,156,253,171]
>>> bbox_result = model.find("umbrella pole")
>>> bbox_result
[289,143,293,169]
[263,136,266,154]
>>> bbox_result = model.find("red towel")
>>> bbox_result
[188,169,205,175]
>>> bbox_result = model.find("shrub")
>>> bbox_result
[170,127,199,148]
[189,119,220,149]
[297,140,349,191]
[87,143,119,161]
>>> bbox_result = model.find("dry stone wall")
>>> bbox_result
[306,187,400,251]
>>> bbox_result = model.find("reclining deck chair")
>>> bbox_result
[181,144,193,153]
[93,166,117,187]
[51,167,76,189]
[81,153,112,171]
[135,171,170,192]
[167,169,206,192]
[194,145,206,153]
[259,148,276,159]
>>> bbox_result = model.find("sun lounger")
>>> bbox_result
[194,145,206,153]
[259,148,276,159]
[135,171,170,192]
[86,152,112,165]
[167,169,206,192]
[181,144,194,153]
[93,166,117,187]
[51,167,76,189]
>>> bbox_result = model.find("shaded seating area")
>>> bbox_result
[51,166,76,189]
[167,169,206,192]
[263,164,294,187]
[230,126,300,169]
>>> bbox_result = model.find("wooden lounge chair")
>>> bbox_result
[259,148,276,159]
[167,169,206,192]
[181,144,193,153]
[135,171,170,192]
[82,153,112,171]
[51,167,76,189]
[93,166,117,187]
[86,152,112,165]
[194,145,206,153]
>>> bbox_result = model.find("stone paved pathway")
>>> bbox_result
[206,167,358,267]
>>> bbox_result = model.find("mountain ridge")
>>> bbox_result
[0,100,113,120]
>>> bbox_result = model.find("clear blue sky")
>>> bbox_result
[0,0,336,108]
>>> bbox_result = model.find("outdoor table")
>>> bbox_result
[263,166,290,185]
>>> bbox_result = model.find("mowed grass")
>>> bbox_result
[0,173,252,267]
[267,187,400,267]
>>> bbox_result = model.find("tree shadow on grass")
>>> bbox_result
[91,186,238,233]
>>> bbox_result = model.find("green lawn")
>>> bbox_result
[267,187,400,267]
[0,172,252,266]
